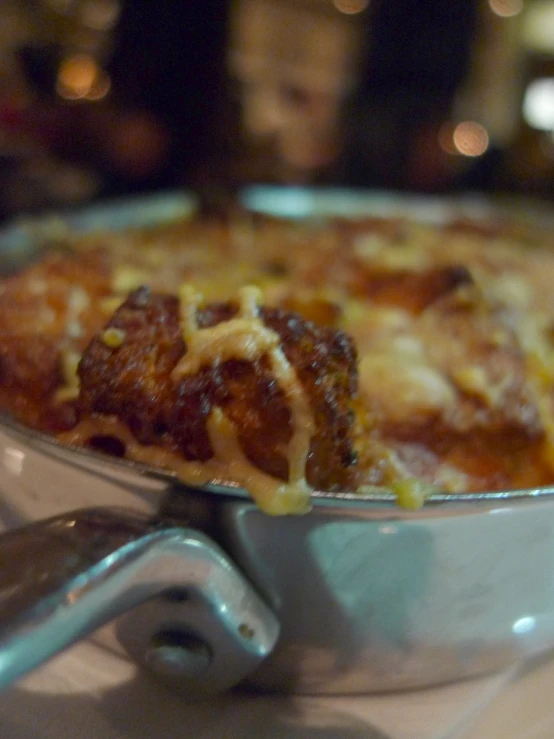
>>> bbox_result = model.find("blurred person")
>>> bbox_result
[228,0,363,184]
[229,0,481,192]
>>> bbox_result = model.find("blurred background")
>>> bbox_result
[0,0,553,220]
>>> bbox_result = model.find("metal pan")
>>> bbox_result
[1,189,554,698]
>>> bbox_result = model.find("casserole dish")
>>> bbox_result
[1,189,554,697]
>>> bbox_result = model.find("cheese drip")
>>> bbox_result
[59,412,311,515]
[170,285,315,513]
[60,287,316,514]
[54,349,82,404]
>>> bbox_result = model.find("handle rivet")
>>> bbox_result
[238,623,255,639]
[145,631,211,678]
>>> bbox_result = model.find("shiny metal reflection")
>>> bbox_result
[0,508,279,695]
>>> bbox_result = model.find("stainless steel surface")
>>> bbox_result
[210,495,554,694]
[0,508,279,695]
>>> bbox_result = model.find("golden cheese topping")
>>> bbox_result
[59,411,312,514]
[62,284,316,514]
[54,349,82,404]
[170,285,315,514]
[100,327,126,348]
[359,354,456,422]
[6,209,554,512]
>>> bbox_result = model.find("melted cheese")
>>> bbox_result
[100,327,126,348]
[523,345,554,473]
[65,287,90,339]
[54,349,81,404]
[344,305,412,354]
[354,234,430,270]
[99,296,125,315]
[391,478,435,510]
[111,265,151,294]
[169,286,317,512]
[23,213,554,512]
[501,310,554,471]
[359,354,456,421]
[451,365,510,408]
[56,285,315,514]
[59,411,311,515]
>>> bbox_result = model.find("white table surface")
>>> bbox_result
[1,607,552,738]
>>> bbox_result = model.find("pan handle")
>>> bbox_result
[0,507,280,696]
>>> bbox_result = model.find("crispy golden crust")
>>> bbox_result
[77,288,358,491]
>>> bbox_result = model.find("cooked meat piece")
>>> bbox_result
[77,287,358,491]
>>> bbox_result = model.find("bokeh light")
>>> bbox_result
[488,0,524,18]
[56,54,111,101]
[523,78,554,131]
[333,0,370,15]
[452,121,489,157]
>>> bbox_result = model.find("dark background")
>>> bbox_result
[0,0,553,219]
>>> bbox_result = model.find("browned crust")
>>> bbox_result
[77,287,359,491]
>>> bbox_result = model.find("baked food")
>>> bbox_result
[1,206,554,513]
